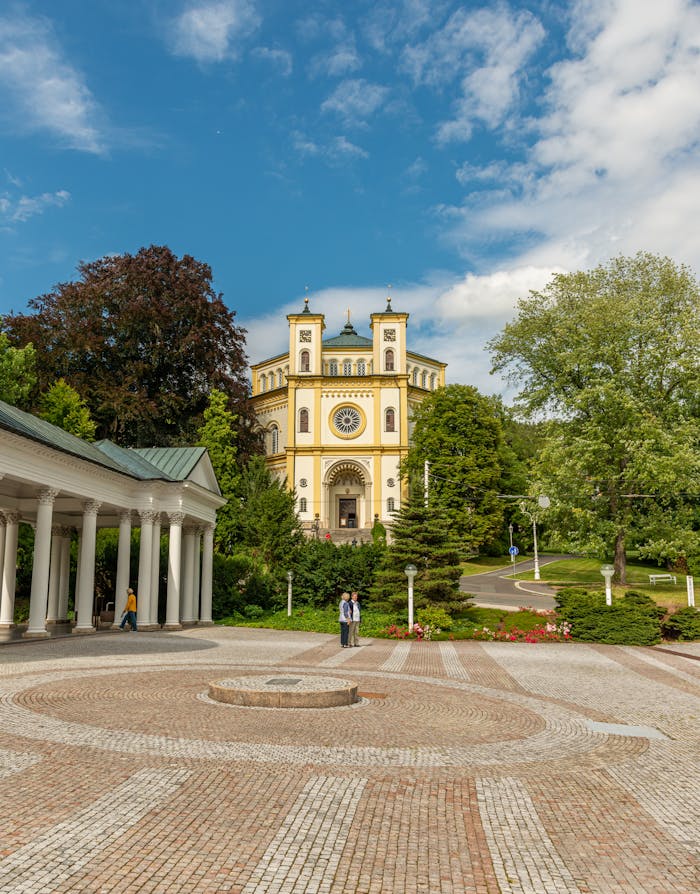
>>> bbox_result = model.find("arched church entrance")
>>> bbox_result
[324,461,371,531]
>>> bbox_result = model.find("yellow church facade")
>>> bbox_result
[250,298,446,537]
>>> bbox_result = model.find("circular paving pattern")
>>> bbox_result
[0,663,649,774]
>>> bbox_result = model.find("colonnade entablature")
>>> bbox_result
[0,400,226,638]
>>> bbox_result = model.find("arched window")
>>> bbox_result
[412,368,418,385]
[343,359,352,376]
[329,359,338,376]
[300,350,310,372]
[357,359,366,376]
[269,372,275,390]
[387,497,395,513]
[270,425,279,454]
[430,373,437,390]
[421,370,427,388]
[278,369,284,387]
[259,376,266,393]
[299,408,309,433]
[385,408,396,432]
[385,348,395,372]
[299,497,307,513]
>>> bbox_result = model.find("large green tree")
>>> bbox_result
[0,329,36,407]
[489,253,700,581]
[38,378,97,440]
[196,389,241,552]
[4,245,254,448]
[402,384,506,557]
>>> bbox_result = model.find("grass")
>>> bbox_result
[512,557,691,608]
[460,557,514,576]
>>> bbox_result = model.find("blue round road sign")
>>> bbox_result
[509,546,519,556]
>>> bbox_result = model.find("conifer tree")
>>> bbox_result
[196,389,241,552]
[369,492,465,615]
[38,378,96,441]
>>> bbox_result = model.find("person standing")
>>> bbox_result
[119,587,138,631]
[338,592,351,647]
[349,591,361,646]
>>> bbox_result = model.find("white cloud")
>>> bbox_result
[0,13,105,153]
[446,0,700,278]
[321,78,390,125]
[252,46,292,76]
[311,38,362,77]
[0,189,70,225]
[169,0,260,63]
[401,5,544,143]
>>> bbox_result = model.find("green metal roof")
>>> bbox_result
[0,401,131,476]
[134,446,207,481]
[323,321,373,348]
[94,441,174,480]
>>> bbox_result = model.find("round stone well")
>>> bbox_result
[208,674,358,708]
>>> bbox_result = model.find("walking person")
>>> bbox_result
[338,592,351,647]
[119,588,138,632]
[349,591,361,646]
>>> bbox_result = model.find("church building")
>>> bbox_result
[250,296,446,537]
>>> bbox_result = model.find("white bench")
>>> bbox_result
[648,574,676,585]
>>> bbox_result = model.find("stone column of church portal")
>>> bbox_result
[57,529,71,622]
[113,510,132,626]
[199,523,215,625]
[25,488,59,638]
[137,510,156,627]
[46,525,63,623]
[164,512,184,630]
[0,511,20,628]
[181,526,196,624]
[73,501,101,633]
[148,514,161,627]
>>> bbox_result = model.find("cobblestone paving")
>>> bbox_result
[0,628,697,893]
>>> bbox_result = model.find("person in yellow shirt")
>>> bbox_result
[119,588,138,631]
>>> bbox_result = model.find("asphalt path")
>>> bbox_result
[460,554,572,612]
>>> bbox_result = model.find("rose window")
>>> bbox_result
[333,406,362,435]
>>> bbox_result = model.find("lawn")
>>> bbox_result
[512,557,691,608]
[460,556,514,576]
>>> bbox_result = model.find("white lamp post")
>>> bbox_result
[508,523,514,565]
[404,564,417,630]
[519,497,549,582]
[600,564,614,606]
[286,570,293,617]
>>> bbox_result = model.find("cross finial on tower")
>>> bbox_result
[385,283,392,312]
[303,285,310,313]
[346,307,351,324]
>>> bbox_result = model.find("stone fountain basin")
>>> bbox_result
[208,674,358,708]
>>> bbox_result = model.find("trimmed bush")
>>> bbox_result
[416,605,453,631]
[555,589,661,645]
[662,607,700,641]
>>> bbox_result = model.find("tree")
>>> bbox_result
[196,389,241,552]
[0,329,36,408]
[489,253,700,582]
[369,492,464,615]
[4,245,254,448]
[38,378,97,440]
[401,385,506,557]
[237,456,303,570]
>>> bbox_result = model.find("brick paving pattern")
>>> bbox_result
[0,628,697,893]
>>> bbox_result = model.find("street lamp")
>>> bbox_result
[519,497,549,582]
[600,564,614,606]
[508,523,514,565]
[286,570,293,617]
[404,564,417,630]
[313,513,320,540]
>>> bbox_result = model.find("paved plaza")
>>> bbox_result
[0,628,698,894]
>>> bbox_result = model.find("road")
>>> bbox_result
[460,554,571,611]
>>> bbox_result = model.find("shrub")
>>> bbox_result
[662,607,700,641]
[556,589,661,645]
[416,605,453,631]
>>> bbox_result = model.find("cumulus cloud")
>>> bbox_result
[321,78,390,126]
[0,12,105,153]
[0,189,70,225]
[401,4,544,142]
[251,46,293,76]
[169,0,260,63]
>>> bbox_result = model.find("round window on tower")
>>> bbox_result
[330,404,366,439]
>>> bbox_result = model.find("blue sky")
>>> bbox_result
[2,0,699,391]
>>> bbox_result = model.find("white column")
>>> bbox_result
[0,516,6,598]
[73,531,83,619]
[25,488,59,638]
[137,510,156,629]
[193,528,202,623]
[149,514,161,627]
[199,523,215,625]
[113,511,132,626]
[0,512,18,628]
[181,526,196,624]
[57,529,72,622]
[73,501,101,633]
[164,512,184,630]
[46,526,63,623]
